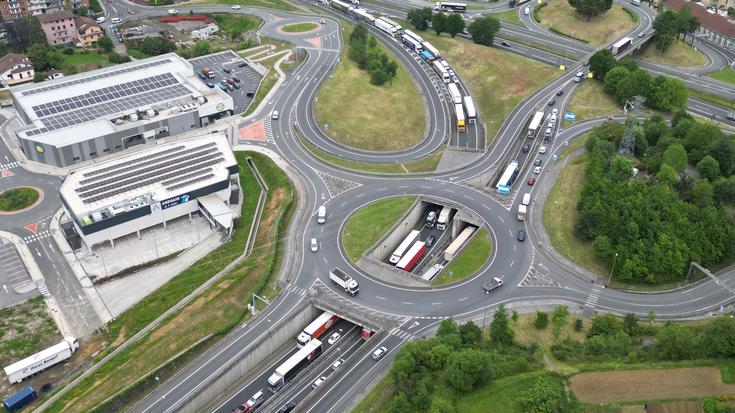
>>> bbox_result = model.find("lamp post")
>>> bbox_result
[607,253,618,284]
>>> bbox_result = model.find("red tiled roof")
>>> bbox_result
[38,10,75,24]
[663,0,735,38]
[0,53,30,74]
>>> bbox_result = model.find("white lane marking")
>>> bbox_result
[376,296,386,300]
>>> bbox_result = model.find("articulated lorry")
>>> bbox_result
[436,206,451,230]
[4,337,79,384]
[329,268,359,296]
[297,311,338,347]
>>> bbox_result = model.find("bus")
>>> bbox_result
[421,41,441,59]
[455,103,466,133]
[268,339,323,393]
[612,37,633,55]
[434,1,467,12]
[389,230,421,264]
[444,227,475,261]
[432,60,450,84]
[463,96,476,124]
[496,161,519,193]
[527,110,544,139]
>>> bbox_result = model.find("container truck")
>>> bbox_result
[432,60,450,84]
[444,227,474,261]
[482,277,504,294]
[517,204,527,221]
[4,337,79,384]
[390,229,421,264]
[401,34,423,53]
[297,311,338,347]
[329,268,359,296]
[463,96,476,124]
[436,206,451,230]
[455,103,466,133]
[419,50,433,63]
[3,386,36,413]
[422,41,441,59]
[396,241,426,272]
[447,83,462,105]
[268,339,322,393]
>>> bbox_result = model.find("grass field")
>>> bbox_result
[192,0,295,11]
[492,9,523,25]
[537,0,636,45]
[708,66,735,85]
[209,13,260,38]
[571,368,735,404]
[0,187,39,211]
[456,371,563,413]
[417,30,559,144]
[342,197,416,262]
[0,297,60,374]
[434,227,492,285]
[282,22,318,32]
[636,41,706,68]
[564,81,620,126]
[61,51,107,73]
[543,152,608,276]
[315,25,425,152]
[350,372,397,413]
[46,152,293,412]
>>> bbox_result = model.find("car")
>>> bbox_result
[310,238,318,252]
[223,66,232,74]
[320,18,326,24]
[517,230,526,241]
[551,108,558,116]
[312,376,327,389]
[226,84,234,92]
[582,61,589,66]
[522,144,530,153]
[96,16,106,23]
[197,72,206,80]
[527,177,536,185]
[452,76,459,83]
[372,346,387,360]
[277,403,296,413]
[534,166,541,174]
[638,31,645,38]
[271,110,279,120]
[167,9,178,14]
[234,83,241,89]
[548,99,556,106]
[556,90,564,96]
[238,62,248,68]
[226,77,235,85]
[726,112,735,121]
[501,41,511,47]
[539,146,547,154]
[243,390,264,411]
[535,158,542,166]
[206,82,214,88]
[327,332,341,345]
[425,235,435,248]
[110,17,121,24]
[331,358,344,371]
[232,4,241,9]
[232,75,241,83]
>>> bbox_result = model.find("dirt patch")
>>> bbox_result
[571,367,735,403]
[648,400,704,413]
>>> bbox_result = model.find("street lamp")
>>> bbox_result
[607,253,618,284]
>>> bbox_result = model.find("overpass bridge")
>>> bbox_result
[615,31,657,59]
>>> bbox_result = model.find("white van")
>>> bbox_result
[522,193,531,206]
[524,6,530,15]
[317,205,326,224]
[111,17,121,24]
[544,127,552,138]
[96,16,106,23]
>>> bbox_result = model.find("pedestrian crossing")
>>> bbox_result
[388,326,414,341]
[585,288,601,308]
[263,118,276,144]
[23,231,50,245]
[0,161,19,170]
[37,281,51,297]
[290,285,309,297]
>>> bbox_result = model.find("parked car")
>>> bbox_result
[197,72,206,80]
[234,83,241,89]
[223,66,232,74]
[327,332,341,345]
[312,376,327,389]
[372,346,387,360]
[232,75,241,83]
[527,177,536,185]
[517,230,526,241]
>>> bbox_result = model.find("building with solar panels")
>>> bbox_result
[11,53,234,167]
[59,132,239,249]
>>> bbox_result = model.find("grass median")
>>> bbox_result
[315,24,425,152]
[434,227,492,285]
[342,196,416,262]
[0,187,39,211]
[537,1,636,46]
[708,66,735,85]
[282,22,319,32]
[46,152,294,413]
[636,41,706,68]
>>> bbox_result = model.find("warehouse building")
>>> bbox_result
[59,133,239,249]
[11,53,234,167]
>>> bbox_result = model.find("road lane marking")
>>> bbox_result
[375,296,386,300]
[458,297,468,302]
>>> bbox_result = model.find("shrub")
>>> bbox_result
[63,47,74,55]
[535,312,549,329]
[574,319,584,332]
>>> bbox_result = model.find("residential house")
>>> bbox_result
[38,10,77,45]
[28,0,62,17]
[46,69,63,80]
[191,23,218,39]
[75,15,101,47]
[0,0,29,22]
[0,53,33,86]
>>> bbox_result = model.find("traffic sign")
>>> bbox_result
[564,112,576,121]
[559,64,565,71]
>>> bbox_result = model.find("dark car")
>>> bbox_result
[197,72,206,80]
[226,77,235,85]
[206,82,214,88]
[522,144,530,153]
[222,66,232,73]
[527,177,536,185]
[517,230,526,241]
[535,158,542,166]
[238,62,248,68]
[582,61,589,66]
[233,83,241,89]
[556,90,564,96]
[426,235,435,248]
[226,84,234,92]
[278,403,296,413]
[232,75,241,83]
[501,41,511,47]
[548,99,556,106]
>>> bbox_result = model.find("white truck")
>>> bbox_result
[522,193,531,206]
[436,206,451,230]
[329,268,359,296]
[517,204,527,221]
[4,337,79,384]
[482,277,504,294]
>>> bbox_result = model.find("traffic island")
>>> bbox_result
[279,22,320,34]
[0,186,42,215]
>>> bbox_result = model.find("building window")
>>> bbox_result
[73,156,80,161]
[114,145,122,149]
[89,151,96,156]
[103,148,109,152]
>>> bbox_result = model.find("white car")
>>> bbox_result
[539,146,547,154]
[534,166,541,174]
[312,376,327,389]
[310,238,318,252]
[96,16,106,23]
[232,4,241,9]
[551,108,558,116]
[331,358,344,371]
[372,346,387,360]
[167,9,178,15]
[327,332,341,345]
[271,110,279,120]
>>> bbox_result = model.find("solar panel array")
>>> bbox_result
[23,73,192,137]
[73,142,227,205]
[21,58,172,96]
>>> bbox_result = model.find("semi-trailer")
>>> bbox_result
[2,386,36,413]
[268,339,323,393]
[352,8,375,23]
[455,103,466,133]
[374,17,402,37]
[396,241,427,272]
[432,60,450,84]
[401,34,423,53]
[403,29,424,44]
[463,96,477,124]
[4,337,79,384]
[297,311,339,347]
[389,229,421,264]
[329,268,359,296]
[444,227,474,261]
[436,206,451,230]
[527,110,545,139]
[421,41,441,59]
[447,83,462,105]
[331,0,352,12]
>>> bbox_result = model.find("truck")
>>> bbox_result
[421,41,441,59]
[436,206,451,230]
[444,227,474,261]
[390,229,421,264]
[527,111,545,139]
[297,311,338,347]
[419,50,434,63]
[522,192,531,206]
[202,67,214,78]
[396,241,426,272]
[3,386,36,413]
[432,60,450,84]
[455,103,466,133]
[517,204,527,221]
[374,17,402,37]
[726,112,735,121]
[329,268,359,296]
[463,96,477,124]
[401,34,423,53]
[268,339,322,392]
[482,277,504,294]
[4,337,79,384]
[447,83,462,105]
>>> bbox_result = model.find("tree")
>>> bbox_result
[609,155,634,181]
[33,71,46,83]
[431,12,447,36]
[651,77,687,111]
[139,36,176,56]
[603,66,631,96]
[653,10,679,52]
[436,318,462,349]
[467,15,500,46]
[535,312,549,330]
[459,321,482,347]
[697,156,721,182]
[661,142,688,173]
[588,313,621,338]
[445,13,465,38]
[589,49,617,80]
[521,375,572,413]
[552,306,569,330]
[407,7,433,31]
[7,15,46,51]
[691,179,714,207]
[703,317,735,358]
[26,44,62,71]
[574,319,584,332]
[108,52,131,63]
[76,5,89,16]
[656,322,696,360]
[623,313,639,336]
[675,5,699,42]
[490,304,514,346]
[192,40,214,57]
[656,164,677,186]
[709,139,735,176]
[430,397,457,413]
[446,349,493,392]
[568,0,613,20]
[97,36,114,53]
[714,176,735,205]
[389,392,412,413]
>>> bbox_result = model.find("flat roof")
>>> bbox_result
[60,133,237,219]
[12,53,231,147]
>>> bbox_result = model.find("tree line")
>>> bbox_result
[652,4,700,52]
[406,7,501,46]
[575,114,735,284]
[347,25,398,86]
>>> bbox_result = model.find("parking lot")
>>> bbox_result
[0,237,37,309]
[188,50,264,114]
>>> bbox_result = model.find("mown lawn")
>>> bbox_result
[537,0,636,45]
[342,197,416,262]
[434,227,492,285]
[636,41,706,68]
[564,81,620,126]
[708,66,735,85]
[282,22,318,32]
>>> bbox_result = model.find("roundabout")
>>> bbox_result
[0,186,43,214]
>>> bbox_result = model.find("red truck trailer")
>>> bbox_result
[296,311,338,347]
[396,241,427,272]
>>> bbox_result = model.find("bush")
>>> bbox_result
[533,3,546,22]
[108,52,131,64]
[551,340,584,361]
[548,26,590,43]
[63,47,74,55]
[535,312,549,329]
[574,319,584,332]
[622,6,640,22]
